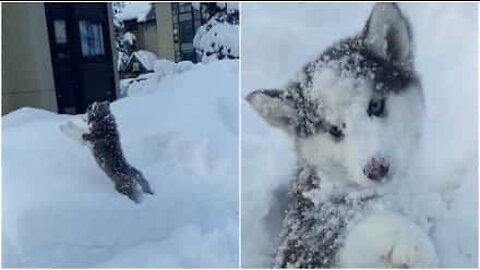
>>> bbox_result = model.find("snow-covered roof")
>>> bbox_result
[115,3,152,22]
[128,50,158,71]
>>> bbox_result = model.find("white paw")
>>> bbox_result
[337,211,438,268]
[59,119,89,146]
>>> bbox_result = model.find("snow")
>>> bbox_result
[194,22,239,62]
[124,60,194,97]
[2,60,239,267]
[153,60,194,78]
[193,4,239,62]
[122,31,136,45]
[241,3,477,267]
[130,50,158,71]
[115,2,152,23]
[338,211,438,267]
[226,3,239,14]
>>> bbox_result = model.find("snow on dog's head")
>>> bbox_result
[247,3,424,188]
[85,101,112,126]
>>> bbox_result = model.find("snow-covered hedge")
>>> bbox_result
[193,3,239,62]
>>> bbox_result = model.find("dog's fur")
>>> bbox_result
[82,101,154,203]
[247,3,437,268]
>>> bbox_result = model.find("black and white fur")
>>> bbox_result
[247,3,437,268]
[82,101,154,203]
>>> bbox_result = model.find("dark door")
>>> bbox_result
[45,3,116,114]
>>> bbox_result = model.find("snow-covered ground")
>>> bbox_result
[241,3,478,267]
[3,60,239,267]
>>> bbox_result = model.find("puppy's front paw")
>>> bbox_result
[337,212,438,268]
[60,120,89,145]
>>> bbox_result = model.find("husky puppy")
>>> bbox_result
[82,101,154,203]
[247,3,437,268]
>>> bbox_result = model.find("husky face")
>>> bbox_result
[247,3,424,188]
[85,101,111,126]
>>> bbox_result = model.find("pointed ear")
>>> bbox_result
[363,3,413,70]
[246,89,297,133]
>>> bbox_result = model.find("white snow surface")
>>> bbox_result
[124,60,195,97]
[3,60,239,267]
[130,50,158,71]
[115,2,152,22]
[241,3,477,268]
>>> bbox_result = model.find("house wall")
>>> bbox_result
[107,3,120,98]
[2,3,58,115]
[137,21,160,57]
[154,3,175,61]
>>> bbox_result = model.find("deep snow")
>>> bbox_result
[241,3,478,268]
[2,60,239,267]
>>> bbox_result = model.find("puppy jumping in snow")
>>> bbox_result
[82,101,154,203]
[247,3,437,268]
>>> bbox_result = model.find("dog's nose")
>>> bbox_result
[363,157,389,181]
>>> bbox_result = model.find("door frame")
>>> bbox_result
[44,3,116,114]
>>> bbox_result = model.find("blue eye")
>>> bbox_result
[367,99,385,117]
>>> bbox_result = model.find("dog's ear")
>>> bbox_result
[363,3,413,70]
[246,89,297,133]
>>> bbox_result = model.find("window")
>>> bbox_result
[132,62,140,72]
[194,10,201,20]
[79,20,105,56]
[181,50,195,61]
[179,12,192,22]
[179,21,194,41]
[54,20,67,44]
[178,3,191,13]
[181,42,193,51]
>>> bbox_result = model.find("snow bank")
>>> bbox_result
[125,60,195,97]
[153,60,194,78]
[2,60,239,267]
[241,3,477,267]
[131,50,158,71]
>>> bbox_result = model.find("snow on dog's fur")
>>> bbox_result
[247,3,437,268]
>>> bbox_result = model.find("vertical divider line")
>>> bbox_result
[238,1,243,268]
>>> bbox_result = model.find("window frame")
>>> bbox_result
[78,20,106,58]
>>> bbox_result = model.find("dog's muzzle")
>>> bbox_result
[363,157,389,181]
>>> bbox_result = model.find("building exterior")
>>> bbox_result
[118,3,160,58]
[153,3,175,62]
[119,3,204,64]
[2,3,119,115]
[169,3,204,63]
